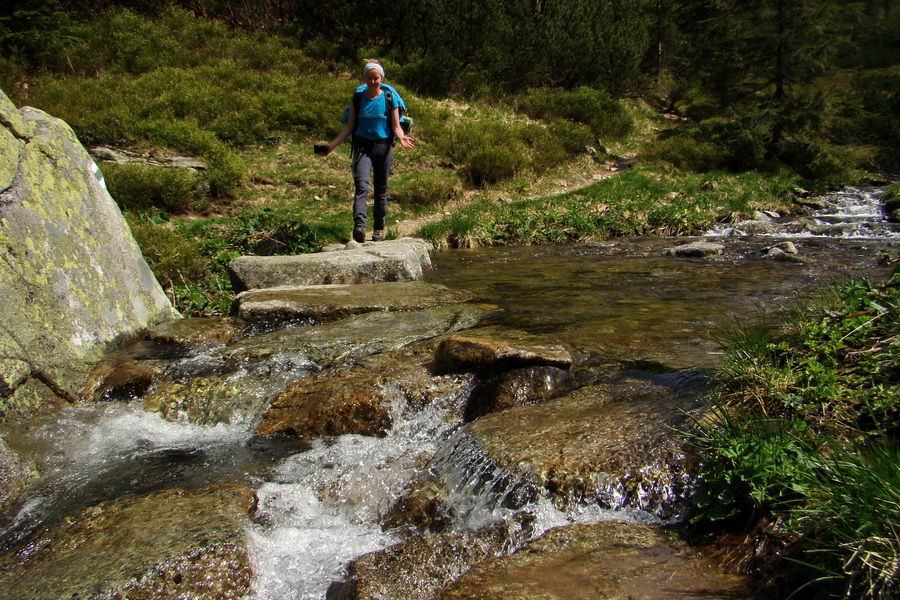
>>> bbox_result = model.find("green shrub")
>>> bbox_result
[104,163,208,213]
[684,278,900,598]
[396,57,460,97]
[129,221,209,288]
[392,170,462,208]
[882,183,900,213]
[698,118,767,171]
[547,119,598,154]
[640,134,723,172]
[517,86,634,139]
[775,139,847,181]
[433,120,538,186]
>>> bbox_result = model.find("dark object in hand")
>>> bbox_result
[314,144,328,155]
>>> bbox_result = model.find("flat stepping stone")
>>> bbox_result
[226,238,434,292]
[232,281,474,323]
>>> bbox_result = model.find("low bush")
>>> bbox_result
[517,86,634,139]
[129,220,209,289]
[639,133,723,173]
[104,163,208,213]
[391,170,462,208]
[431,118,576,186]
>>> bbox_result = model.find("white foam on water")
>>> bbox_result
[245,481,395,600]
[704,186,899,240]
[244,393,456,599]
[25,401,250,472]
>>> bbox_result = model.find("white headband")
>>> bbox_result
[363,62,385,79]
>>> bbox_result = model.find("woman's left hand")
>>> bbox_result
[398,136,415,149]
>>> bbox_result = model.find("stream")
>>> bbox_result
[1,186,897,599]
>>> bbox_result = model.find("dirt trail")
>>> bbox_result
[392,154,630,239]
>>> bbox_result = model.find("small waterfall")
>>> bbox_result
[705,186,900,240]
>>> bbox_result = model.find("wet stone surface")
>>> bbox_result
[0,483,255,600]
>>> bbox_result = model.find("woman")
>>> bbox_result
[322,62,415,242]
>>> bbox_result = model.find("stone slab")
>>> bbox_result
[226,238,434,292]
[232,281,474,322]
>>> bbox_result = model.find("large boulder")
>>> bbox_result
[0,89,177,421]
[227,238,435,292]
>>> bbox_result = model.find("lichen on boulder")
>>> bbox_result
[0,88,177,422]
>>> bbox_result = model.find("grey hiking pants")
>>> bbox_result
[351,138,393,230]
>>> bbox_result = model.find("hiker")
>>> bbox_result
[320,61,415,243]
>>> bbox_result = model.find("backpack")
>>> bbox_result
[341,83,412,141]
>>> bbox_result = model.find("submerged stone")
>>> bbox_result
[434,327,573,375]
[0,437,38,513]
[464,365,578,421]
[328,525,510,600]
[466,370,709,517]
[143,372,284,426]
[0,483,255,600]
[255,343,472,439]
[441,521,752,600]
[222,303,493,369]
[145,316,248,346]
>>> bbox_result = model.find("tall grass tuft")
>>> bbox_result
[684,278,900,598]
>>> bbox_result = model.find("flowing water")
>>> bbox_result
[1,186,898,599]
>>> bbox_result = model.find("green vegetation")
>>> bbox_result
[1,1,896,319]
[685,275,900,598]
[416,170,799,248]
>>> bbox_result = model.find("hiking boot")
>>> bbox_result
[372,229,384,242]
[353,227,366,243]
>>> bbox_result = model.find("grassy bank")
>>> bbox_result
[685,275,900,598]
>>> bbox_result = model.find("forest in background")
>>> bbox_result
[3,0,899,176]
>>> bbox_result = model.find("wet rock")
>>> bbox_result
[434,328,573,376]
[466,370,708,517]
[440,521,752,600]
[226,237,434,292]
[255,344,472,438]
[0,89,177,421]
[464,365,578,421]
[764,241,799,255]
[232,281,475,324]
[382,476,449,532]
[328,525,510,600]
[89,359,157,402]
[255,365,392,438]
[0,483,255,600]
[0,437,38,512]
[664,241,725,257]
[146,317,248,346]
[222,303,492,369]
[144,372,284,426]
[759,242,805,263]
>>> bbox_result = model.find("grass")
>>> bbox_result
[414,169,801,249]
[684,275,900,599]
